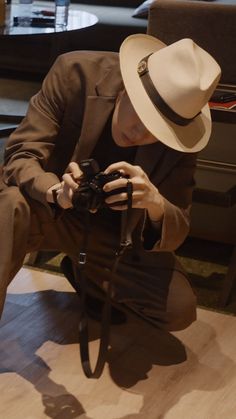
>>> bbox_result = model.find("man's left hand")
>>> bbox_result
[103,161,164,222]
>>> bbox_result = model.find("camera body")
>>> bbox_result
[72,159,127,211]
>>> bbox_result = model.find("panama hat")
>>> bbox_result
[119,34,221,153]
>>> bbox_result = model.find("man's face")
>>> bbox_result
[112,90,158,147]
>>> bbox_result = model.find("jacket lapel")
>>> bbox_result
[71,64,123,162]
[135,141,182,184]
[135,141,164,179]
[71,96,116,162]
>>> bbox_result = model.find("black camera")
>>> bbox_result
[72,159,128,211]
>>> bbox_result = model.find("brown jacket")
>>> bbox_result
[2,50,197,252]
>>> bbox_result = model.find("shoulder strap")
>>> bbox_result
[72,183,133,378]
[73,247,123,378]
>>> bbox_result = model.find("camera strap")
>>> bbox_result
[72,181,133,378]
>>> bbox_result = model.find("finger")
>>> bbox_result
[62,173,78,190]
[109,199,143,210]
[57,189,73,209]
[103,177,130,192]
[105,186,134,206]
[59,180,75,204]
[105,191,128,205]
[62,185,74,203]
[68,162,83,181]
[107,204,128,211]
[104,161,133,175]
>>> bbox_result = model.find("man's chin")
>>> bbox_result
[113,132,133,148]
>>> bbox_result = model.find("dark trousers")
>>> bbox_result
[0,184,197,331]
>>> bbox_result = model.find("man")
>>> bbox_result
[0,34,221,330]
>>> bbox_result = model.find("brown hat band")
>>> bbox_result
[137,55,200,127]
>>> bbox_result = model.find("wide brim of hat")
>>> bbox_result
[119,34,211,153]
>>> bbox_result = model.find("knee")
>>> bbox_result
[0,184,28,207]
[165,271,197,332]
[0,185,30,224]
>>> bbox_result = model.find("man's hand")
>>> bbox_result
[103,161,164,222]
[46,162,82,209]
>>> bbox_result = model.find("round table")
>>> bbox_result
[0,2,98,78]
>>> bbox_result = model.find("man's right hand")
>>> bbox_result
[46,162,82,209]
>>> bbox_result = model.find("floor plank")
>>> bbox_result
[0,267,236,419]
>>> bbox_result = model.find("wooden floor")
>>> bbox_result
[0,267,236,419]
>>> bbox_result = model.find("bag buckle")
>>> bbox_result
[78,252,87,265]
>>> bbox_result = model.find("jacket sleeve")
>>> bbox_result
[142,152,197,252]
[2,54,77,212]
